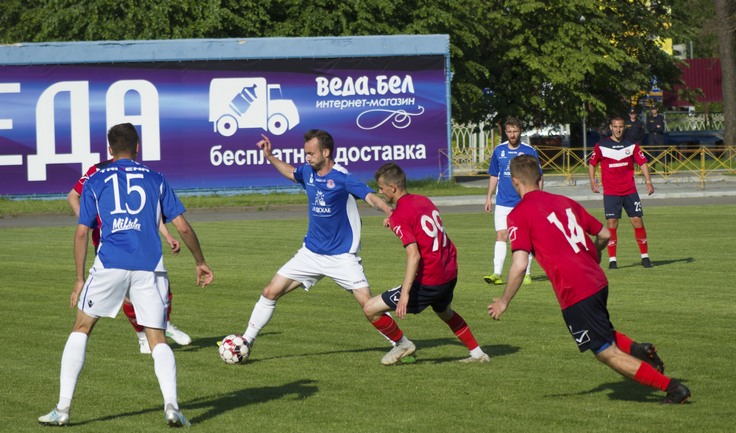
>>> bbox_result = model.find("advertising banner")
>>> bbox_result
[0,37,450,196]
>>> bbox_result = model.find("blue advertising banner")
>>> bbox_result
[0,36,451,195]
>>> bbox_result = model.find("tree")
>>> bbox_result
[0,0,271,42]
[0,0,692,130]
[714,0,735,146]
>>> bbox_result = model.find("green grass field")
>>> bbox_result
[1,204,734,433]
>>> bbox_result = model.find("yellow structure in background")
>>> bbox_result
[447,145,736,190]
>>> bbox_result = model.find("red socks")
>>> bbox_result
[122,302,145,332]
[613,331,633,354]
[371,314,403,343]
[607,228,617,259]
[633,362,671,391]
[635,227,649,255]
[445,312,480,351]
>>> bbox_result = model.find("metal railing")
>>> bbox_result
[447,145,736,189]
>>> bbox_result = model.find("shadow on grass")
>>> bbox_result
[185,379,318,423]
[177,333,281,353]
[609,257,695,269]
[185,336,520,365]
[547,378,692,403]
[76,379,318,426]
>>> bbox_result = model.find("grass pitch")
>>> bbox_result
[1,204,734,433]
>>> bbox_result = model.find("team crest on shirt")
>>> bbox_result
[326,179,335,189]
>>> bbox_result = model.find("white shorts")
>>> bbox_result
[494,205,514,231]
[277,246,369,291]
[77,258,169,329]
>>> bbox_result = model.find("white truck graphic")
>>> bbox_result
[209,77,300,137]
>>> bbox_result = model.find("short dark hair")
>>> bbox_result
[610,115,625,124]
[107,123,139,155]
[304,129,334,159]
[509,154,541,185]
[374,162,407,190]
[504,116,523,131]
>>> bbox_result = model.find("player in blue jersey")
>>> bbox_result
[483,117,543,286]
[38,123,214,428]
[240,130,394,357]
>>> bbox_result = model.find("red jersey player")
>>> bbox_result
[588,116,655,269]
[363,162,489,365]
[488,154,689,404]
[67,159,191,353]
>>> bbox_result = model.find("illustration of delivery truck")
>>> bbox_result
[209,77,300,137]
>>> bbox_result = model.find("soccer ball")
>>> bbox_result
[218,334,250,364]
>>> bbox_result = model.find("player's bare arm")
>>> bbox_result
[171,215,214,287]
[67,189,81,217]
[72,224,90,308]
[488,249,527,320]
[640,164,655,196]
[485,176,499,212]
[257,134,297,182]
[158,220,180,255]
[593,226,611,262]
[588,164,600,193]
[396,243,421,319]
[365,192,393,225]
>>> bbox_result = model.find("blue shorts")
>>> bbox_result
[380,278,456,314]
[561,287,615,354]
[604,193,643,220]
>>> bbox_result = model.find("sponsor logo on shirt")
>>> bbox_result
[607,162,629,168]
[393,225,404,239]
[111,217,142,233]
[508,226,517,242]
[312,190,331,214]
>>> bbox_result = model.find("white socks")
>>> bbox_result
[243,296,277,344]
[493,241,507,275]
[57,332,88,410]
[494,244,533,276]
[152,343,178,410]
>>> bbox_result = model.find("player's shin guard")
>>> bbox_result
[613,331,633,354]
[58,332,88,409]
[243,295,277,344]
[635,227,649,255]
[152,343,178,410]
[123,302,145,333]
[607,228,617,260]
[444,312,480,351]
[493,241,506,275]
[371,314,403,343]
[633,361,670,391]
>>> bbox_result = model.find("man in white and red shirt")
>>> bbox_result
[588,116,655,269]
[363,162,489,365]
[488,154,690,404]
